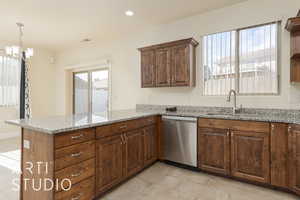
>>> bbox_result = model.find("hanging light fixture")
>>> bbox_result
[5,22,34,59]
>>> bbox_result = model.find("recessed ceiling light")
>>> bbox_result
[81,38,92,42]
[125,10,134,16]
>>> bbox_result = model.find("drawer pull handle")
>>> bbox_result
[71,134,84,140]
[71,171,83,177]
[71,193,83,200]
[119,125,127,129]
[71,152,82,157]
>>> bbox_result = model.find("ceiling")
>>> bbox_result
[0,0,247,51]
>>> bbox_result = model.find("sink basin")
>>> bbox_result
[206,112,233,116]
[205,112,258,117]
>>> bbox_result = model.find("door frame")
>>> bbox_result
[73,67,111,114]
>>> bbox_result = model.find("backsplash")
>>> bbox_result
[136,104,300,119]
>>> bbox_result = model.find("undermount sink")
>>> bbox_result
[205,112,258,117]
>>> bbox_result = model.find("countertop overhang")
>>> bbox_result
[6,109,300,134]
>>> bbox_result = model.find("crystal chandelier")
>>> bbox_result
[5,23,34,59]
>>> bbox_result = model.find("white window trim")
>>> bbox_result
[201,21,281,96]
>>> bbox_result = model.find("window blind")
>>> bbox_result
[0,55,20,106]
[203,22,279,96]
[203,31,236,95]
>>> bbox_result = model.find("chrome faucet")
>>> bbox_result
[227,89,239,115]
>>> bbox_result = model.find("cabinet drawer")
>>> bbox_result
[55,128,95,149]
[96,125,113,139]
[142,116,157,126]
[55,159,95,192]
[55,141,95,171]
[198,118,269,133]
[96,121,135,139]
[55,177,95,200]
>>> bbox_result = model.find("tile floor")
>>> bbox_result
[0,137,298,200]
[101,163,298,200]
[0,136,21,200]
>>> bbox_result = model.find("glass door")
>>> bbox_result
[73,69,109,114]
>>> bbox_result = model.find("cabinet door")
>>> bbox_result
[171,45,190,86]
[198,128,230,175]
[155,48,171,87]
[96,135,123,194]
[143,125,157,166]
[125,130,144,177]
[288,126,300,195]
[270,123,288,188]
[141,50,156,87]
[291,31,300,58]
[231,131,270,183]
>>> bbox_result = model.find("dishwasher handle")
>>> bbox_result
[162,116,197,122]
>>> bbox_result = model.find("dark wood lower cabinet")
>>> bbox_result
[125,130,144,177]
[96,135,124,194]
[288,125,300,195]
[231,130,270,184]
[143,125,158,166]
[271,123,288,188]
[95,122,158,197]
[198,128,230,175]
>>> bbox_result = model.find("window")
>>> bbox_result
[0,55,20,106]
[203,22,279,95]
[73,69,109,114]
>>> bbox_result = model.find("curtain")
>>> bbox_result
[0,53,20,106]
[20,52,31,119]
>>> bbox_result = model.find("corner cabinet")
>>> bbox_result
[138,38,198,88]
[286,14,300,82]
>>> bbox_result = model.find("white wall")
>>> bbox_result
[0,47,56,139]
[28,48,56,117]
[54,0,300,114]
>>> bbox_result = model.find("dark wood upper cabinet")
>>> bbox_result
[141,50,156,87]
[198,128,230,175]
[231,130,270,184]
[138,38,198,87]
[286,14,300,82]
[171,44,194,86]
[155,48,171,87]
[288,124,300,195]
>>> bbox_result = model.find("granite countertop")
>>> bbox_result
[6,110,159,134]
[6,108,300,134]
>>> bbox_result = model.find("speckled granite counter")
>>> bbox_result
[6,106,300,134]
[6,110,159,134]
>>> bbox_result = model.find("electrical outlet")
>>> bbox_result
[23,140,30,149]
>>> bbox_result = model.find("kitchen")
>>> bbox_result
[1,0,300,199]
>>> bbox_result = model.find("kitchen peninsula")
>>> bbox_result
[7,106,300,199]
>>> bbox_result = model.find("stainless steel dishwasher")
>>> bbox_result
[162,116,197,167]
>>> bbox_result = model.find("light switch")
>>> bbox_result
[23,140,30,149]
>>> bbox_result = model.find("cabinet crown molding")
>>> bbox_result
[138,38,198,51]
